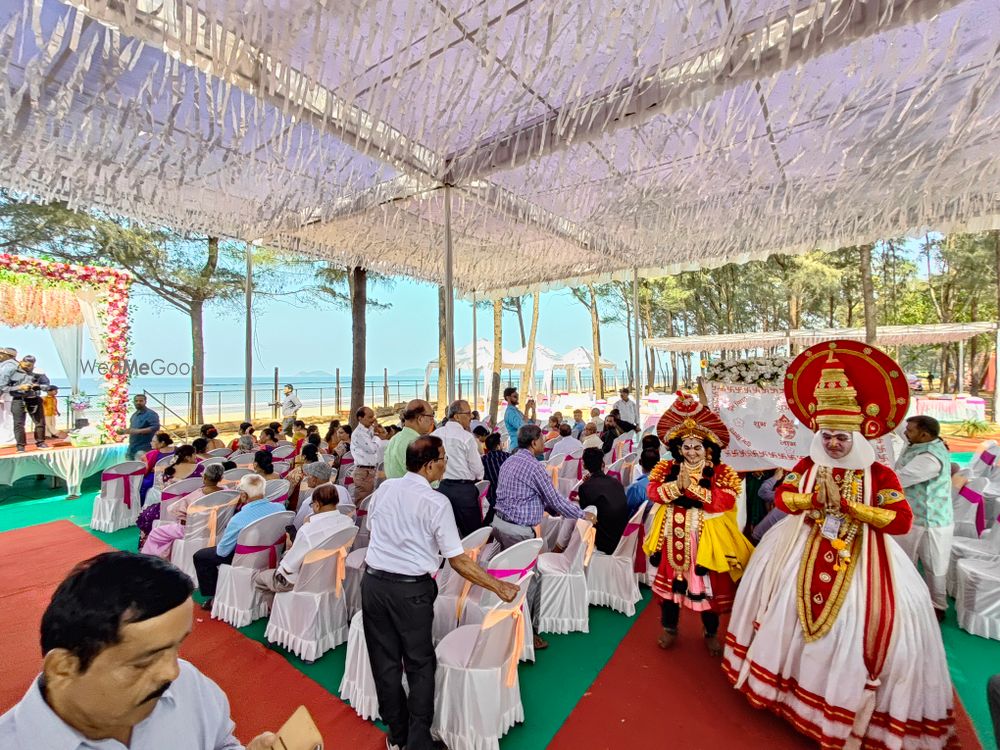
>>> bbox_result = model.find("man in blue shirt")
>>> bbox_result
[571,409,587,439]
[626,449,660,514]
[119,394,161,459]
[192,474,283,610]
[502,387,535,443]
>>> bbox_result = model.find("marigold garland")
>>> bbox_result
[0,254,132,437]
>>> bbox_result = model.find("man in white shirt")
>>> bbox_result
[351,406,380,506]
[550,422,584,459]
[0,552,279,749]
[588,406,603,430]
[363,435,519,750]
[612,387,640,427]
[581,421,603,449]
[254,484,354,594]
[432,399,486,536]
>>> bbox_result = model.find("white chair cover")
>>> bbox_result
[343,546,367,619]
[536,519,594,634]
[432,572,533,750]
[475,480,490,520]
[232,452,255,467]
[156,477,204,524]
[212,510,293,627]
[90,460,146,533]
[265,524,358,660]
[431,527,494,644]
[272,444,296,461]
[606,456,627,484]
[276,440,293,447]
[955,558,1000,640]
[340,611,382,721]
[169,490,241,580]
[273,461,291,478]
[265,478,290,504]
[638,499,658,586]
[222,467,252,482]
[953,473,990,539]
[947,522,1000,595]
[207,448,232,457]
[610,431,636,464]
[586,504,645,616]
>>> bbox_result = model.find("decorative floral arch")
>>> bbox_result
[0,254,132,436]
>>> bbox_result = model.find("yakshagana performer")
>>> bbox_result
[723,341,957,750]
[645,392,754,655]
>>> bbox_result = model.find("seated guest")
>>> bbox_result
[293,442,321,470]
[267,421,283,439]
[470,410,486,433]
[581,421,603,450]
[251,450,280,481]
[577,447,629,555]
[200,423,226,451]
[140,432,175,502]
[191,437,212,462]
[253,484,354,595]
[571,409,587,439]
[589,407,603,430]
[472,425,490,455]
[600,411,636,455]
[293,461,340,528]
[135,448,199,551]
[550,422,583,459]
[228,422,254,451]
[640,433,662,454]
[324,419,342,452]
[332,424,353,461]
[481,431,510,518]
[0,552,279,749]
[141,464,227,559]
[257,428,279,451]
[233,434,255,455]
[193,474,282,610]
[625,449,660,515]
[544,415,561,441]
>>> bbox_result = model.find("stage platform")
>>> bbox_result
[0,443,128,497]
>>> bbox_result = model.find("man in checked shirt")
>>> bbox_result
[493,423,596,650]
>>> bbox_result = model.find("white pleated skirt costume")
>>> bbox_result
[723,466,956,750]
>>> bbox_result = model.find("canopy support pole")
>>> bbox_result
[244,243,253,422]
[958,339,965,394]
[632,268,641,395]
[444,185,456,405]
[472,292,478,412]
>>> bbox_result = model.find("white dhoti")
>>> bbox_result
[723,515,956,750]
[896,523,954,611]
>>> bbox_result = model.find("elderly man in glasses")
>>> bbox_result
[432,399,485,536]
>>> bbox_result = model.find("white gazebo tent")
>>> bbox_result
[508,344,562,397]
[423,339,520,408]
[555,347,620,396]
[1,0,999,413]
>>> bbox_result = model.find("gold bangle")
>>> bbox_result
[782,492,815,512]
[847,501,896,529]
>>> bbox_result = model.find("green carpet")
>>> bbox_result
[0,477,994,749]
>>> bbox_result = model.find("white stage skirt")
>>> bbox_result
[0,444,129,496]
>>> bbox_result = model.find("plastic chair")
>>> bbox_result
[169,490,241,579]
[338,451,356,496]
[607,456,627,484]
[155,477,205,524]
[586,504,645,616]
[273,461,291,478]
[276,440,293,448]
[432,572,533,750]
[212,511,294,627]
[90,460,147,533]
[955,558,1000,639]
[948,516,1000,596]
[536,518,595,633]
[265,524,358,660]
[431,527,494,644]
[475,480,490,520]
[232,452,255,467]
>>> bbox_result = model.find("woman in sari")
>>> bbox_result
[141,463,226,559]
[139,432,175,503]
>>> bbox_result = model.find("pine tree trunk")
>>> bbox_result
[189,298,205,424]
[514,297,526,348]
[524,292,539,395]
[348,267,367,426]
[489,300,502,425]
[437,286,448,417]
[588,284,604,396]
[859,243,877,344]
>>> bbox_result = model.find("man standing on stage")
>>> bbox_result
[4,355,49,452]
[895,415,953,622]
[119,394,161,459]
[0,348,17,446]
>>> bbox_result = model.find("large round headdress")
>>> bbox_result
[656,391,730,448]
[784,339,910,439]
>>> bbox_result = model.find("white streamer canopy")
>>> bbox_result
[1,0,999,297]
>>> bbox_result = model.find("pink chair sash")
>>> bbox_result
[607,470,622,483]
[487,559,537,580]
[980,451,997,467]
[102,466,146,509]
[235,535,285,568]
[958,484,989,537]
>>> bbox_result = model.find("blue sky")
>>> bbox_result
[0,278,632,380]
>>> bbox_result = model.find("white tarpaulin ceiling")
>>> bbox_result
[647,322,999,352]
[1,0,999,297]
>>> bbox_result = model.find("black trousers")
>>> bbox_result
[362,571,437,750]
[193,546,234,597]
[436,480,483,538]
[11,399,44,449]
[988,674,1000,747]
[661,600,720,637]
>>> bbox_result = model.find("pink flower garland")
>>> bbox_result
[0,254,132,438]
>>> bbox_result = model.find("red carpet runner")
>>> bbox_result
[549,599,982,749]
[0,521,384,748]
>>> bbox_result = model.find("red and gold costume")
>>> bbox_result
[644,393,754,614]
[723,341,957,750]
